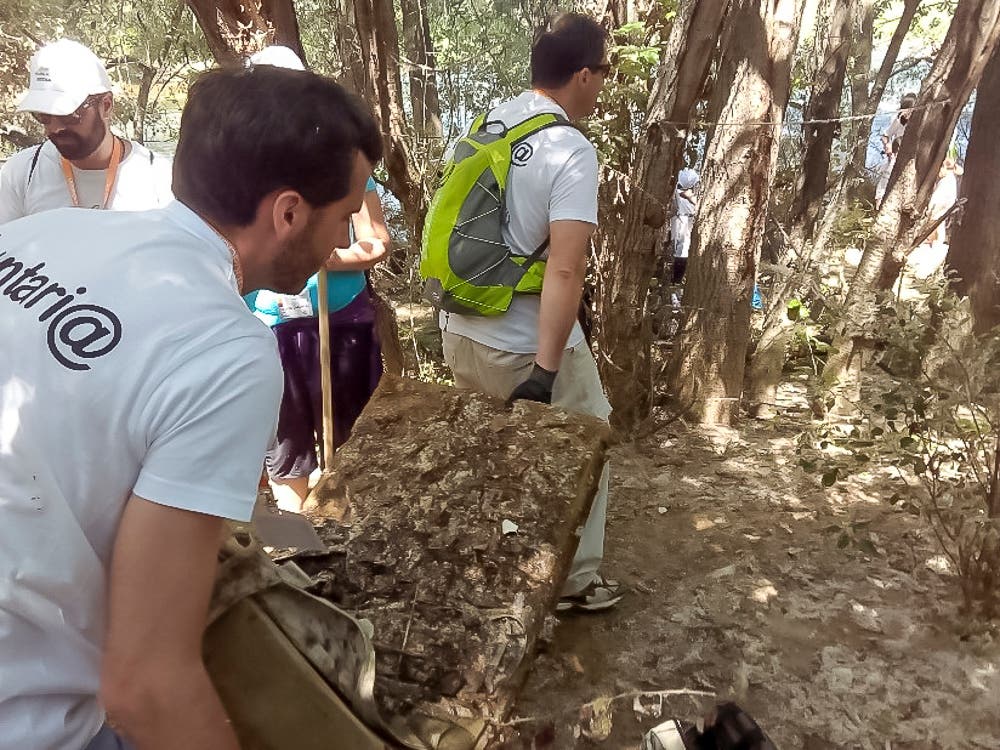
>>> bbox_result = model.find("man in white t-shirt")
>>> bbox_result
[0,39,172,224]
[0,65,381,750]
[875,92,917,205]
[439,13,623,613]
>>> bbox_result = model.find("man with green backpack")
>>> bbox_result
[421,12,623,613]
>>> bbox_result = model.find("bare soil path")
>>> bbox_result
[512,381,1000,749]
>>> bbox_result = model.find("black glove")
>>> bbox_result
[506,363,557,406]
[693,702,776,750]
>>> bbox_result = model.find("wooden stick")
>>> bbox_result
[316,271,335,470]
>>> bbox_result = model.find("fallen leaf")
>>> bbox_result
[579,696,614,742]
[565,654,585,674]
[752,584,778,603]
[708,564,736,579]
[694,517,716,531]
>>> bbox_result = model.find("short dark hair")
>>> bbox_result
[900,92,918,109]
[530,13,608,89]
[173,66,383,226]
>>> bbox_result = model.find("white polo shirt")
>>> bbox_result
[441,91,599,354]
[0,201,282,749]
[0,139,173,224]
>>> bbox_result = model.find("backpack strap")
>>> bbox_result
[26,142,44,186]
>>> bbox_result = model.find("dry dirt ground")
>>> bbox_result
[509,380,1000,749]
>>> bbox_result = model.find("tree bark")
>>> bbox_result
[821,0,1000,405]
[946,46,1000,333]
[790,0,853,238]
[400,0,442,138]
[185,0,307,65]
[595,0,730,433]
[352,0,427,244]
[846,0,919,196]
[667,0,806,426]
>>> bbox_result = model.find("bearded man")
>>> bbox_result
[0,39,172,223]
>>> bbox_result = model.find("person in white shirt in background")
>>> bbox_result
[0,38,172,224]
[671,167,700,287]
[875,92,917,205]
[927,155,962,249]
[0,65,381,750]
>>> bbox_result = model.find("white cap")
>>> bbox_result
[677,168,700,190]
[16,39,113,116]
[249,45,305,71]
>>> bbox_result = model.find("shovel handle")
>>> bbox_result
[317,271,335,470]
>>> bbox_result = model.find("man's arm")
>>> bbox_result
[536,219,594,371]
[326,189,392,270]
[100,495,239,750]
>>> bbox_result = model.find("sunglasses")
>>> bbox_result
[31,95,103,126]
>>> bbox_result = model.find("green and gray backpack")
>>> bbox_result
[420,111,572,316]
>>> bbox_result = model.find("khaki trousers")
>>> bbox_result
[442,331,611,595]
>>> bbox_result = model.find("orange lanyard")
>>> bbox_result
[60,137,123,209]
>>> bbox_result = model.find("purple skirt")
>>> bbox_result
[266,290,383,479]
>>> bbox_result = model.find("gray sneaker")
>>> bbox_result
[557,575,625,613]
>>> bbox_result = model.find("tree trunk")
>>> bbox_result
[332,0,366,93]
[595,0,730,433]
[790,0,853,238]
[185,0,307,64]
[134,65,155,144]
[846,0,919,197]
[946,47,1000,333]
[667,0,806,426]
[352,0,427,245]
[400,0,442,138]
[821,0,1000,406]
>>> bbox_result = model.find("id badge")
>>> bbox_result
[276,293,314,321]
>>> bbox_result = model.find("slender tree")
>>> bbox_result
[790,0,854,239]
[595,0,730,432]
[667,0,807,426]
[352,0,427,243]
[947,47,1000,333]
[845,0,921,197]
[400,0,442,138]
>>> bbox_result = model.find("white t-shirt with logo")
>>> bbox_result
[441,91,599,354]
[0,139,173,224]
[0,201,282,749]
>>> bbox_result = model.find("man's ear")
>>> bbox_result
[99,94,114,120]
[270,190,310,241]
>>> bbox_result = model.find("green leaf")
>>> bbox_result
[837,532,851,548]
[822,469,839,487]
[913,459,928,474]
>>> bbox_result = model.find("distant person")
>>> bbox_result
[875,92,917,204]
[244,46,390,513]
[671,167,700,284]
[0,39,172,223]
[0,64,381,750]
[927,155,962,249]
